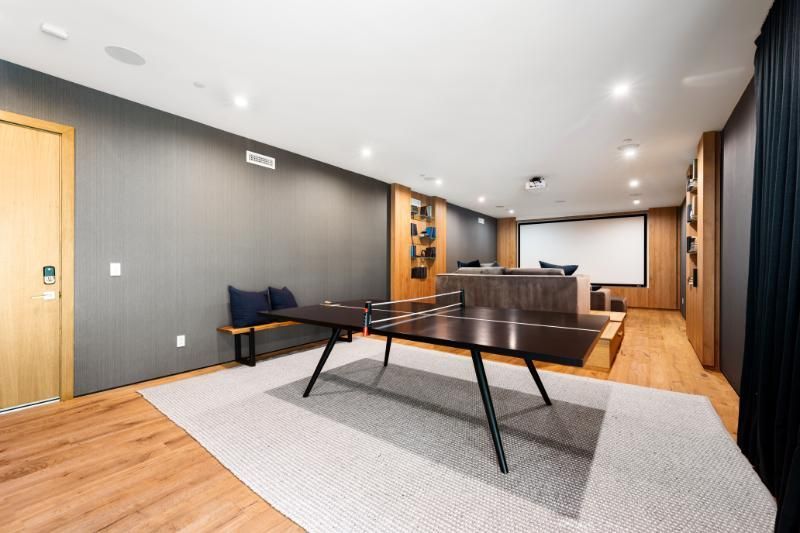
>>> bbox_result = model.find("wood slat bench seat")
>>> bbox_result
[216,321,302,336]
[217,320,352,367]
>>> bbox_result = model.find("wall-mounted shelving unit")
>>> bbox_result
[685,131,719,368]
[390,184,447,300]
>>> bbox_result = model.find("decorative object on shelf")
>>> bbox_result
[687,200,697,223]
[411,222,418,236]
[687,236,697,254]
[410,266,428,279]
[421,226,436,239]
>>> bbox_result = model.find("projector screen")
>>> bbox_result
[518,215,647,286]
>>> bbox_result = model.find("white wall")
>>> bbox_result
[519,215,647,285]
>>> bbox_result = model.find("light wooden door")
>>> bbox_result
[0,121,63,410]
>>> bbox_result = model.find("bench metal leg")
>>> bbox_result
[383,335,392,366]
[246,328,256,367]
[234,334,243,363]
[471,349,509,474]
[303,328,342,397]
[524,358,552,405]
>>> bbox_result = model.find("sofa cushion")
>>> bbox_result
[505,267,565,276]
[269,286,298,310]
[539,261,579,275]
[590,288,611,311]
[228,286,272,328]
[610,296,628,313]
[480,261,500,267]
[457,259,481,268]
[456,266,506,275]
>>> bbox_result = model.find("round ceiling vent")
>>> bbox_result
[105,46,146,66]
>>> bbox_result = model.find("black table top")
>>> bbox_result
[264,300,608,367]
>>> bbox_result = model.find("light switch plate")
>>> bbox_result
[478,217,485,224]
[110,262,121,277]
[176,335,186,348]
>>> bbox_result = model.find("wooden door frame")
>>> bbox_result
[0,109,75,401]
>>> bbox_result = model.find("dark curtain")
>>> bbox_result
[738,0,800,531]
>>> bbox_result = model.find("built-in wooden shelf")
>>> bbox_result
[391,184,447,300]
[685,133,719,369]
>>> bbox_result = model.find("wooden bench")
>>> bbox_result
[217,321,352,367]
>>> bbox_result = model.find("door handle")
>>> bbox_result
[31,291,57,301]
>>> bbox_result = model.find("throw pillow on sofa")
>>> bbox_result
[457,259,481,268]
[539,260,579,276]
[228,286,272,328]
[269,286,298,310]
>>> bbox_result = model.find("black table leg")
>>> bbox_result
[524,358,552,406]
[303,327,342,397]
[383,335,392,367]
[471,349,509,474]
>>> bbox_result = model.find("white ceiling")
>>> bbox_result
[0,0,771,219]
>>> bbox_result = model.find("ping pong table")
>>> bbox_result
[264,290,608,473]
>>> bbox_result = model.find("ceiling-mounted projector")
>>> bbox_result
[525,176,546,190]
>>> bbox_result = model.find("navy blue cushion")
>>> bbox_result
[539,261,579,276]
[457,259,481,268]
[269,286,298,310]
[228,286,272,328]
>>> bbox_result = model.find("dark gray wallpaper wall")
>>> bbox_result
[446,204,497,271]
[720,79,756,394]
[0,59,389,395]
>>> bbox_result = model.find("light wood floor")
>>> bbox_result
[0,308,738,532]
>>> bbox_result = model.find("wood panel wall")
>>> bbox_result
[389,184,447,300]
[496,217,517,267]
[685,131,720,367]
[606,207,680,310]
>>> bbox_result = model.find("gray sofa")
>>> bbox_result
[436,267,600,314]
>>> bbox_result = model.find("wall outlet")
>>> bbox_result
[110,262,121,277]
[176,335,186,348]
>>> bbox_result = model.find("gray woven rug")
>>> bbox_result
[140,338,775,532]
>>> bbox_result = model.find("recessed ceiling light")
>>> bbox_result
[434,178,443,186]
[618,140,640,159]
[633,199,641,205]
[40,23,68,40]
[478,196,486,203]
[612,82,631,97]
[360,147,372,159]
[508,209,515,214]
[105,46,146,66]
[629,179,640,188]
[233,95,249,109]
